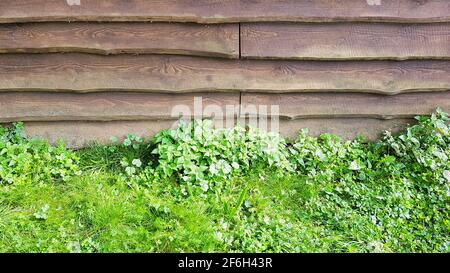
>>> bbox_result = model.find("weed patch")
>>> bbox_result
[0,110,448,252]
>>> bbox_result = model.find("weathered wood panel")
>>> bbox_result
[22,118,414,148]
[0,0,238,24]
[0,92,239,122]
[0,0,448,23]
[1,54,449,94]
[241,92,450,119]
[0,22,239,58]
[278,118,414,141]
[237,0,450,23]
[23,120,177,149]
[241,22,450,60]
[5,90,441,122]
[23,119,242,149]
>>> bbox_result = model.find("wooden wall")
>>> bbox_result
[1,0,449,148]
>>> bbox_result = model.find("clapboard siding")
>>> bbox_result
[1,0,449,23]
[23,120,178,148]
[0,0,238,24]
[237,0,450,23]
[0,22,239,58]
[22,118,414,148]
[0,22,450,60]
[277,118,414,141]
[1,54,449,94]
[241,22,450,60]
[1,1,449,146]
[241,92,450,119]
[3,91,447,123]
[0,92,239,122]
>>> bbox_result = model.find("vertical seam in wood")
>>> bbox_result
[239,90,242,119]
[238,22,242,59]
[238,22,242,118]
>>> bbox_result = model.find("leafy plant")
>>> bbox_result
[33,204,50,220]
[0,123,80,185]
[284,109,450,252]
[0,111,448,253]
[77,133,149,174]
[149,120,292,192]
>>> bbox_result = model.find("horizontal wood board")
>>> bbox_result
[0,0,449,23]
[241,22,450,60]
[241,92,450,119]
[0,22,239,58]
[21,118,415,149]
[0,54,449,95]
[0,92,240,122]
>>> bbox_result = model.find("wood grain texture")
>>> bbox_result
[241,92,450,120]
[278,118,414,141]
[0,0,238,24]
[241,22,450,60]
[22,120,178,149]
[1,54,449,94]
[0,22,239,58]
[237,0,450,23]
[23,119,243,149]
[0,0,449,23]
[0,92,239,122]
[21,118,415,148]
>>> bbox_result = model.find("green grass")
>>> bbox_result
[0,169,336,252]
[0,111,449,253]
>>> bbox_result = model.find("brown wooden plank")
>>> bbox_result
[0,22,238,58]
[0,0,238,24]
[277,118,414,141]
[1,90,439,133]
[22,120,177,149]
[0,0,449,23]
[238,0,450,23]
[21,118,414,148]
[0,54,449,95]
[241,92,450,120]
[0,92,239,122]
[241,22,450,60]
[23,119,241,149]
